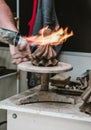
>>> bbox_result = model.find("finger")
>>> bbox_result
[28,54,32,60]
[26,44,32,59]
[12,58,22,64]
[18,44,27,51]
[18,45,24,51]
[22,58,29,62]
[12,59,19,64]
[38,26,48,35]
[12,51,29,59]
[16,58,23,64]
[54,25,60,31]
[26,44,31,54]
[18,36,28,50]
[43,28,52,36]
[12,54,24,59]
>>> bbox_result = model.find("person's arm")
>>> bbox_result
[0,0,32,64]
[0,0,29,46]
[0,0,22,46]
[0,0,18,31]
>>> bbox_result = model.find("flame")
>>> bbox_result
[25,26,74,46]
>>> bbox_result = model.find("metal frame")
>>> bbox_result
[16,0,20,94]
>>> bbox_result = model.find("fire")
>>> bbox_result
[25,26,74,46]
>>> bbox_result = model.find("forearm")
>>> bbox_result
[0,0,18,32]
[0,0,20,46]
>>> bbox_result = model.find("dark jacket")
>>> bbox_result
[28,0,62,88]
[32,0,59,35]
[32,0,62,55]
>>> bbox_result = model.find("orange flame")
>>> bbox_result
[25,26,74,46]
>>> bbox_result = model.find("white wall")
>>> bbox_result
[59,51,91,80]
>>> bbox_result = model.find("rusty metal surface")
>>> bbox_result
[16,89,76,105]
[17,60,74,106]
[41,73,49,91]
[31,45,58,66]
[79,71,91,115]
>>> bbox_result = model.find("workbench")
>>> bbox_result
[0,61,91,130]
[0,87,91,130]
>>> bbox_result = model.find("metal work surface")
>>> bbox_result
[18,61,73,73]
[0,87,91,122]
[15,86,76,105]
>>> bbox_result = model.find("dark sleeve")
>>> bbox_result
[42,0,58,29]
[42,0,62,56]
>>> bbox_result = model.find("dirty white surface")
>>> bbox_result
[18,61,73,73]
[0,88,91,123]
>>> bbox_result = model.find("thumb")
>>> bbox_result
[54,25,60,31]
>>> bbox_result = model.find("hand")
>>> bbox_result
[9,44,31,64]
[17,36,28,50]
[25,25,73,46]
[38,26,52,36]
[38,25,60,36]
